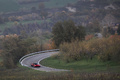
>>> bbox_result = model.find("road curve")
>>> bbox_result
[21,52,68,72]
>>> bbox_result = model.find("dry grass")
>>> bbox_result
[0,66,119,80]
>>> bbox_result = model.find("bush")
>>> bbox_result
[98,35,120,61]
[1,34,36,68]
[60,40,87,62]
[60,35,120,62]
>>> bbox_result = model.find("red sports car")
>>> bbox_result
[31,63,41,67]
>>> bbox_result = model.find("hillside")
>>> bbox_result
[0,0,78,12]
[0,0,120,36]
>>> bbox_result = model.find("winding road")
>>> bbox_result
[21,51,68,72]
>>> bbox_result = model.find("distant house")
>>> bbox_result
[66,7,76,13]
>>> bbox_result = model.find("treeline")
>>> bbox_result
[60,35,120,63]
[8,13,42,21]
[2,12,74,35]
[18,0,49,4]
[3,21,53,35]
[0,11,48,22]
[1,34,35,68]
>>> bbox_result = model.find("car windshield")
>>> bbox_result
[34,63,38,65]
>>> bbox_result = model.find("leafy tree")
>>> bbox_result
[52,20,86,47]
[2,35,36,68]
[38,2,45,10]
[87,20,101,33]
[40,11,48,18]
[31,6,36,12]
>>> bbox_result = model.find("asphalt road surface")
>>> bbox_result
[21,52,68,72]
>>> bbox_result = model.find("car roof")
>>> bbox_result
[33,63,38,64]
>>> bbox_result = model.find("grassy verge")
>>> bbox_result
[0,65,120,80]
[40,56,120,73]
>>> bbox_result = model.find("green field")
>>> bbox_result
[22,0,78,10]
[44,0,78,8]
[0,0,20,12]
[40,56,120,72]
[0,0,78,12]
[0,0,119,12]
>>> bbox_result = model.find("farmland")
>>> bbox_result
[0,0,78,12]
[0,0,20,12]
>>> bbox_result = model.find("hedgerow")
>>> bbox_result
[60,35,120,62]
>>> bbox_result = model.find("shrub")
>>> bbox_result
[1,34,36,68]
[60,40,87,62]
[60,35,120,62]
[98,35,120,61]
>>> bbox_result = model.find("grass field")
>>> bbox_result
[0,65,119,80]
[15,0,78,10]
[44,0,78,8]
[0,0,78,12]
[0,0,20,12]
[1,0,119,12]
[40,56,120,73]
